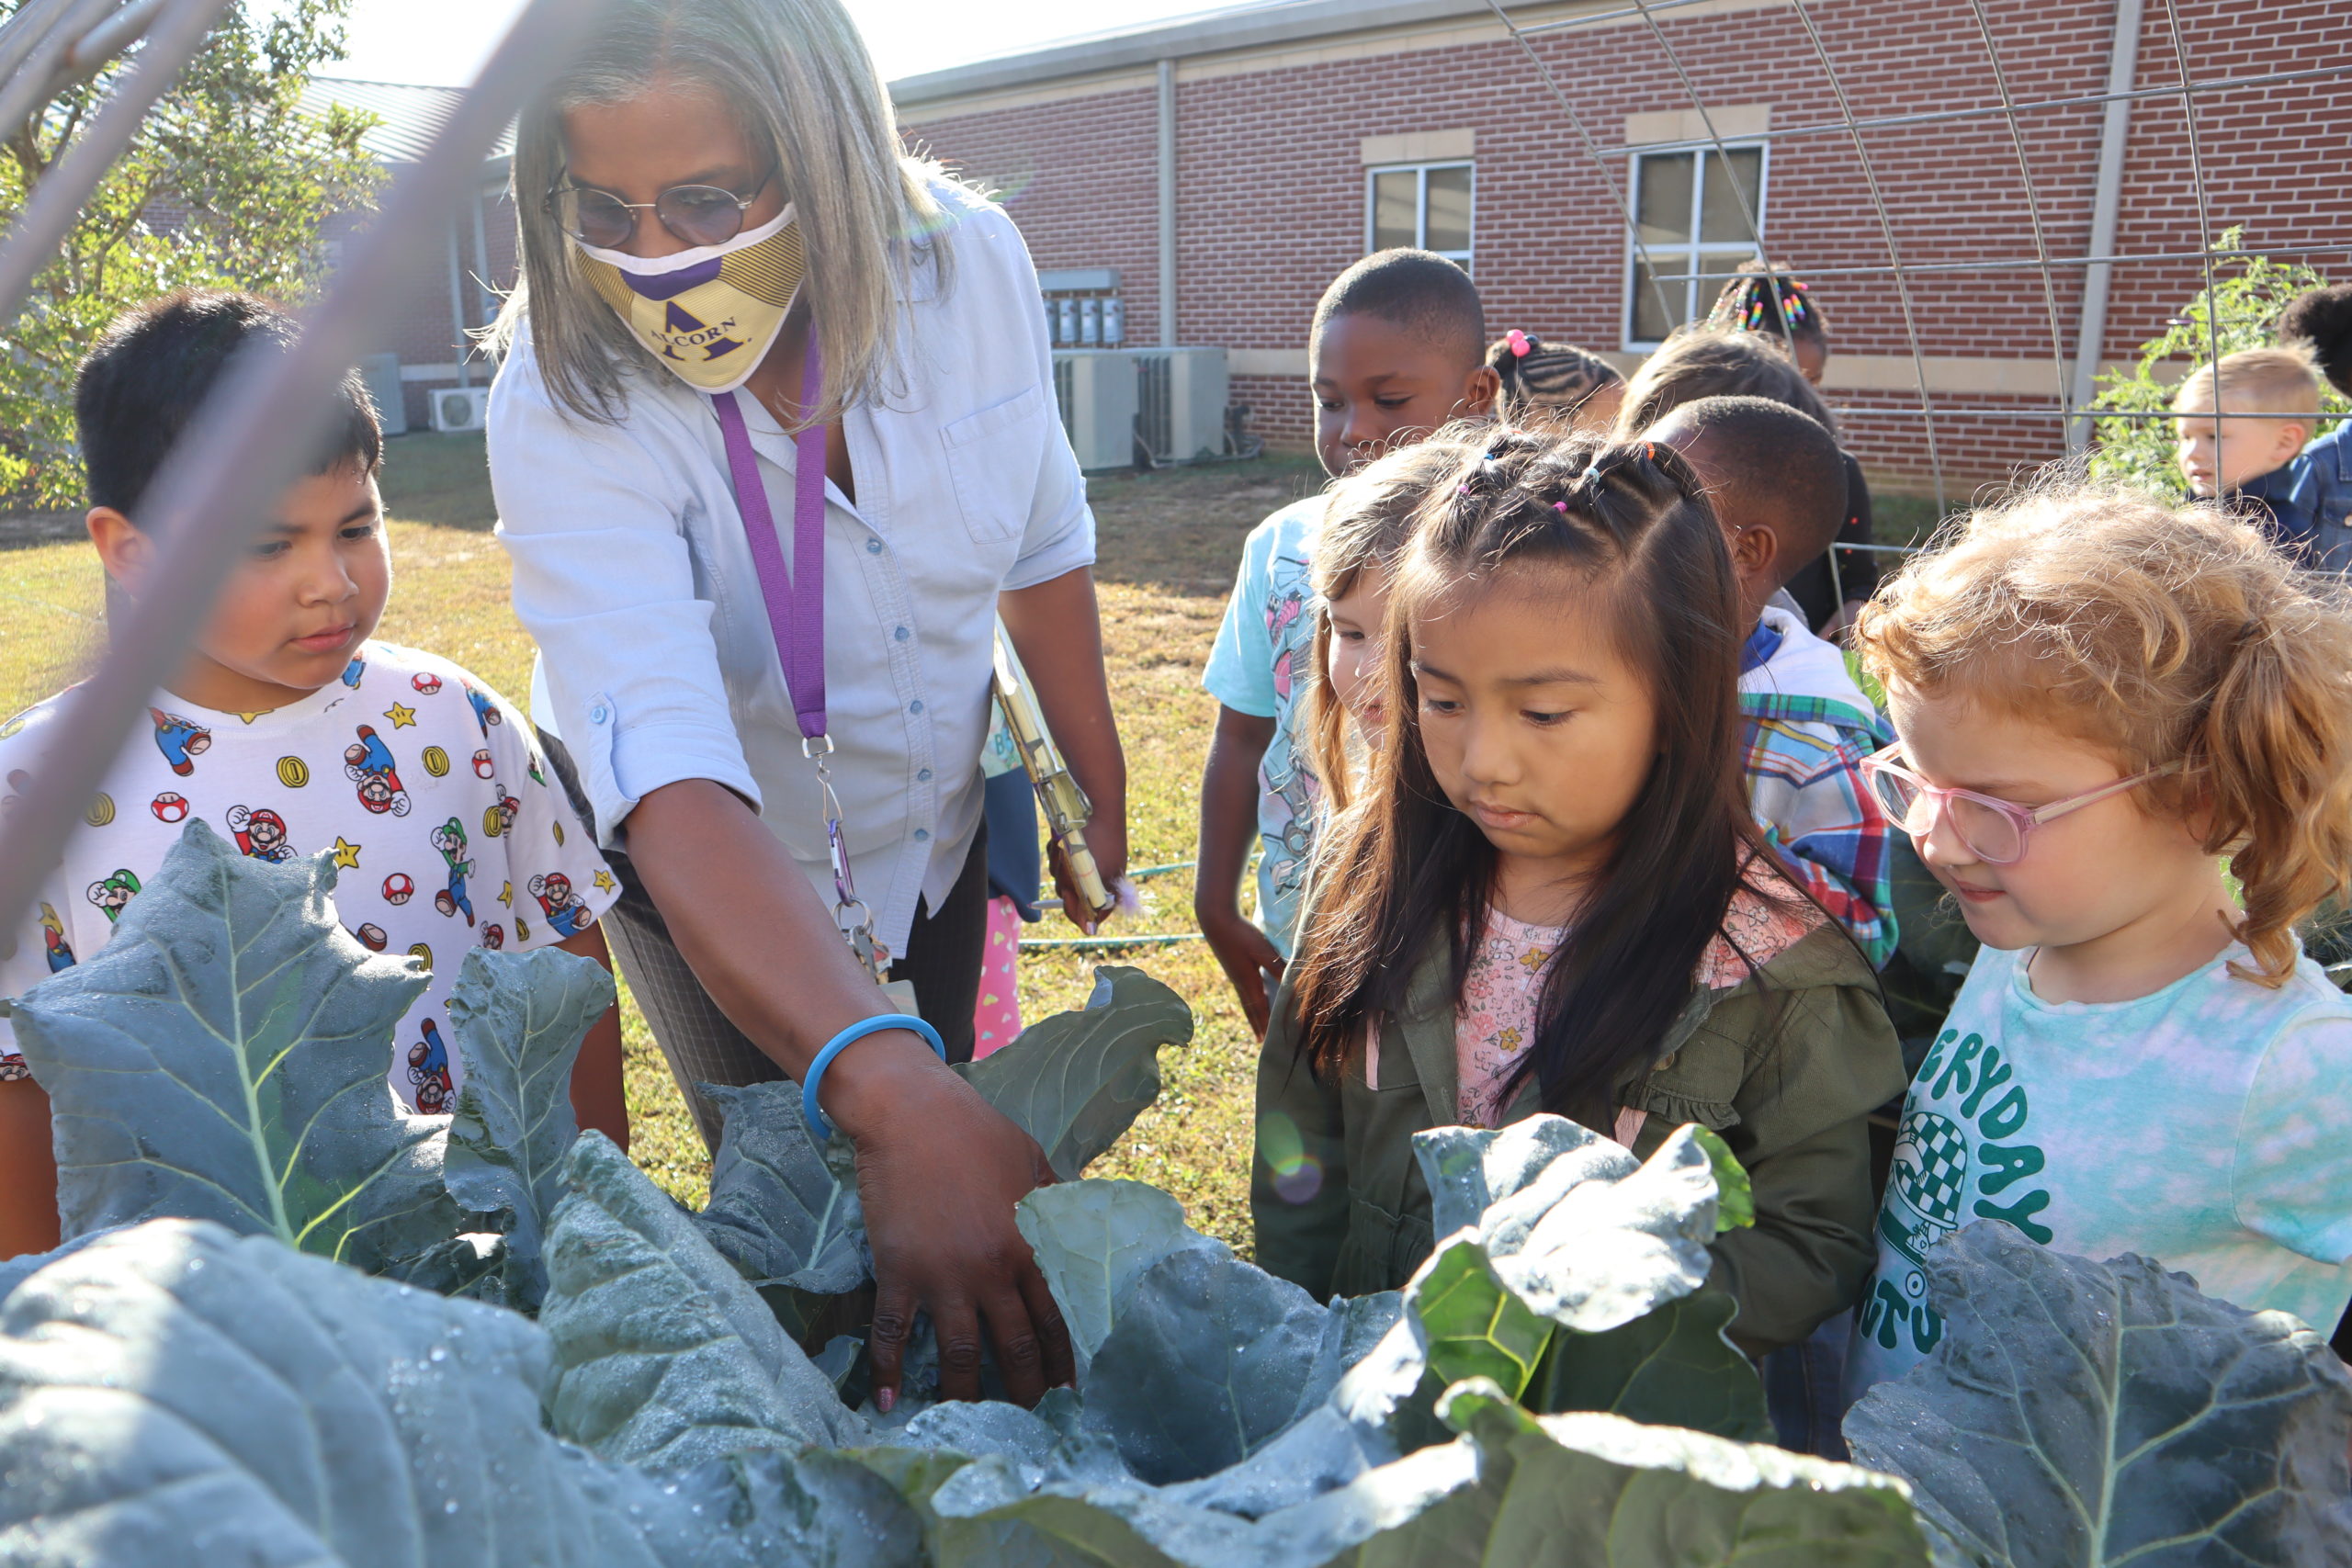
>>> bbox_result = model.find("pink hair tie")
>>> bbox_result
[1506,329,1532,358]
[1552,501,1568,513]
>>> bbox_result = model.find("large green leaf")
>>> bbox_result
[695,1079,872,1295]
[1410,1116,1722,1334]
[5,820,458,1273]
[0,1218,922,1568]
[959,966,1194,1179]
[1401,1115,1765,1438]
[1409,1380,1938,1568]
[1408,1238,1554,1402]
[442,945,612,1303]
[1844,1222,2352,1568]
[538,1132,865,1466]
[1526,1291,1772,1442]
[928,1428,1483,1568]
[1079,1247,1329,1483]
[1016,1179,1228,1376]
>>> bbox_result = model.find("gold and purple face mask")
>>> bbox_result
[573,206,806,394]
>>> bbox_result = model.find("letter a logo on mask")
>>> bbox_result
[574,207,806,394]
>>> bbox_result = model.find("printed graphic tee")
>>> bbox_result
[0,641,619,1112]
[1202,497,1320,954]
[1848,942,2352,1396]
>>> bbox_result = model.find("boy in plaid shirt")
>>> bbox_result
[1652,397,1896,966]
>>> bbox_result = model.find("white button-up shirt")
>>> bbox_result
[488,182,1095,954]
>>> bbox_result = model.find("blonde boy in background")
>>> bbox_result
[2175,346,2335,568]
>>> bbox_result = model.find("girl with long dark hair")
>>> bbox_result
[1250,429,1904,1355]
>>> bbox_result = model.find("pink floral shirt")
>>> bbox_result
[1456,908,1566,1127]
[1452,870,1822,1131]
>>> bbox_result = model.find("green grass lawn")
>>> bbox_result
[0,432,1320,1250]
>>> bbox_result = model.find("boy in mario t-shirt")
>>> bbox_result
[0,291,631,1260]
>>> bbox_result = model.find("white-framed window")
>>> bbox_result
[1623,145,1766,346]
[1366,161,1474,270]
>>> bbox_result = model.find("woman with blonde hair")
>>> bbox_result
[486,0,1124,1409]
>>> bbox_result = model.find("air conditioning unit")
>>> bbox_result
[1051,350,1139,470]
[1131,347,1229,464]
[356,353,408,437]
[430,386,491,434]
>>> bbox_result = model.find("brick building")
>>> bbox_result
[892,0,2352,492]
[299,78,516,435]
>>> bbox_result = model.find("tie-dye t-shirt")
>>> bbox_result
[1202,498,1321,954]
[1848,941,2352,1397]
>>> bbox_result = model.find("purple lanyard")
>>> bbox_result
[710,340,888,974]
[712,340,828,741]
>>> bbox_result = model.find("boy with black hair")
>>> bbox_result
[0,290,628,1259]
[1197,250,1498,1034]
[1649,394,1896,969]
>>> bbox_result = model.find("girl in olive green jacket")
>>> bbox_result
[1251,430,1905,1356]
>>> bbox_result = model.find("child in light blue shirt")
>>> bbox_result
[1194,250,1496,1035]
[1845,484,2352,1397]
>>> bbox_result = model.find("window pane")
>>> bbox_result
[1630,257,1688,343]
[1699,148,1763,243]
[1694,264,1748,324]
[1634,152,1694,246]
[1373,170,1419,251]
[1424,165,1472,254]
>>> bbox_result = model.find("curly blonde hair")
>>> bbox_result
[1855,483,2352,985]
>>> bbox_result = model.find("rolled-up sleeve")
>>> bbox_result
[489,344,758,847]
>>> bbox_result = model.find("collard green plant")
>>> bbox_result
[1425,1381,1937,1568]
[5,821,459,1273]
[956,965,1196,1180]
[8,830,2345,1565]
[442,944,615,1304]
[1405,1117,1770,1441]
[695,1079,872,1295]
[538,1132,865,1466]
[0,1219,923,1568]
[1014,1179,1228,1377]
[1846,1222,2352,1568]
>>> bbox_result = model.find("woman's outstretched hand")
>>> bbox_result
[830,1032,1076,1409]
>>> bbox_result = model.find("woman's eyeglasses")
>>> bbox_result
[1859,744,2178,865]
[548,167,775,251]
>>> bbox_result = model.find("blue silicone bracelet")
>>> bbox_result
[803,1013,946,1140]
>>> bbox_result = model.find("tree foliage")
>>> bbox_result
[2086,228,2346,498]
[0,0,381,507]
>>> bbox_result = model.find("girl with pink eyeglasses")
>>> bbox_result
[1843,482,2352,1398]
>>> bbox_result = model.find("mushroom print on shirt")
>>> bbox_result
[0,642,619,1111]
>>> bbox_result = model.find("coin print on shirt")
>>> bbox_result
[0,643,619,1110]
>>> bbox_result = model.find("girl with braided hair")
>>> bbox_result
[1707,258,1831,387]
[1252,429,1904,1357]
[1485,329,1623,432]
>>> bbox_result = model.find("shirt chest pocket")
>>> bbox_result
[940,382,1049,545]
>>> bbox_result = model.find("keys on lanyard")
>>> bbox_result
[714,333,892,982]
[807,733,889,976]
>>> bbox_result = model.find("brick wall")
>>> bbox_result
[334,185,518,433]
[908,0,2351,494]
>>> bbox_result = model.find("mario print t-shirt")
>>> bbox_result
[1847,941,2352,1398]
[0,641,619,1113]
